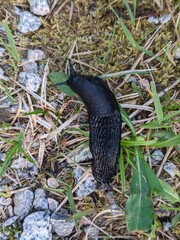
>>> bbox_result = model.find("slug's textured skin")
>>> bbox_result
[66,65,121,185]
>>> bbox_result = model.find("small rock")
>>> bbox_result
[148,16,159,24]
[159,14,171,24]
[73,147,92,163]
[151,150,164,165]
[16,10,42,34]
[51,209,75,237]
[33,189,48,211]
[20,211,52,240]
[174,47,180,59]
[127,76,137,83]
[163,222,171,231]
[11,157,33,169]
[47,178,59,189]
[28,0,50,16]
[7,205,14,217]
[27,49,45,61]
[84,226,99,240]
[163,162,178,177]
[0,67,5,75]
[0,152,6,161]
[47,198,59,212]
[0,47,6,57]
[14,189,34,220]
[74,168,97,197]
[19,71,41,92]
[0,197,12,207]
[0,232,8,240]
[22,60,38,73]
[3,216,18,227]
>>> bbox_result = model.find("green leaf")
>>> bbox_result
[0,143,18,177]
[171,213,180,228]
[21,149,36,164]
[23,109,47,116]
[122,0,135,25]
[151,81,164,123]
[49,72,75,96]
[126,194,154,231]
[67,188,76,213]
[17,131,24,154]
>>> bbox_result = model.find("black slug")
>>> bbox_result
[57,61,121,186]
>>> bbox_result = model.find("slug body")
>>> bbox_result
[66,65,121,185]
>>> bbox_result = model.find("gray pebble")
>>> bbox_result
[163,222,171,231]
[20,211,52,240]
[163,162,178,177]
[0,47,6,57]
[0,197,12,207]
[22,60,38,73]
[51,209,75,237]
[11,157,33,169]
[16,10,41,34]
[3,216,18,227]
[28,0,50,16]
[27,49,45,61]
[0,67,4,75]
[7,205,14,217]
[74,167,97,197]
[84,226,99,240]
[159,14,171,24]
[19,71,41,92]
[47,178,59,189]
[174,47,180,59]
[14,189,34,220]
[151,150,164,165]
[0,152,6,161]
[33,189,48,210]
[148,16,159,24]
[73,147,92,163]
[47,198,59,212]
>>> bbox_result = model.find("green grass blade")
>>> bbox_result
[17,131,24,154]
[111,7,136,46]
[119,149,125,199]
[151,81,164,123]
[21,149,36,164]
[122,0,135,25]
[2,20,20,63]
[161,42,171,66]
[133,0,137,19]
[67,188,76,213]
[4,87,16,103]
[66,209,96,221]
[120,107,136,137]
[0,142,18,177]
[152,134,180,147]
[121,139,158,147]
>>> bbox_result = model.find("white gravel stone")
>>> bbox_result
[163,222,171,231]
[0,47,6,56]
[163,162,178,177]
[27,49,45,61]
[7,205,14,217]
[74,168,96,197]
[47,178,59,188]
[0,67,5,75]
[11,157,33,169]
[0,152,6,161]
[3,216,18,227]
[148,16,159,24]
[51,209,75,237]
[14,189,34,220]
[28,0,50,16]
[16,9,41,34]
[84,226,99,240]
[73,147,92,163]
[47,198,59,212]
[19,71,41,92]
[22,60,38,73]
[33,189,48,210]
[151,150,164,165]
[20,211,52,240]
[159,14,171,24]
[174,47,180,59]
[0,197,12,206]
